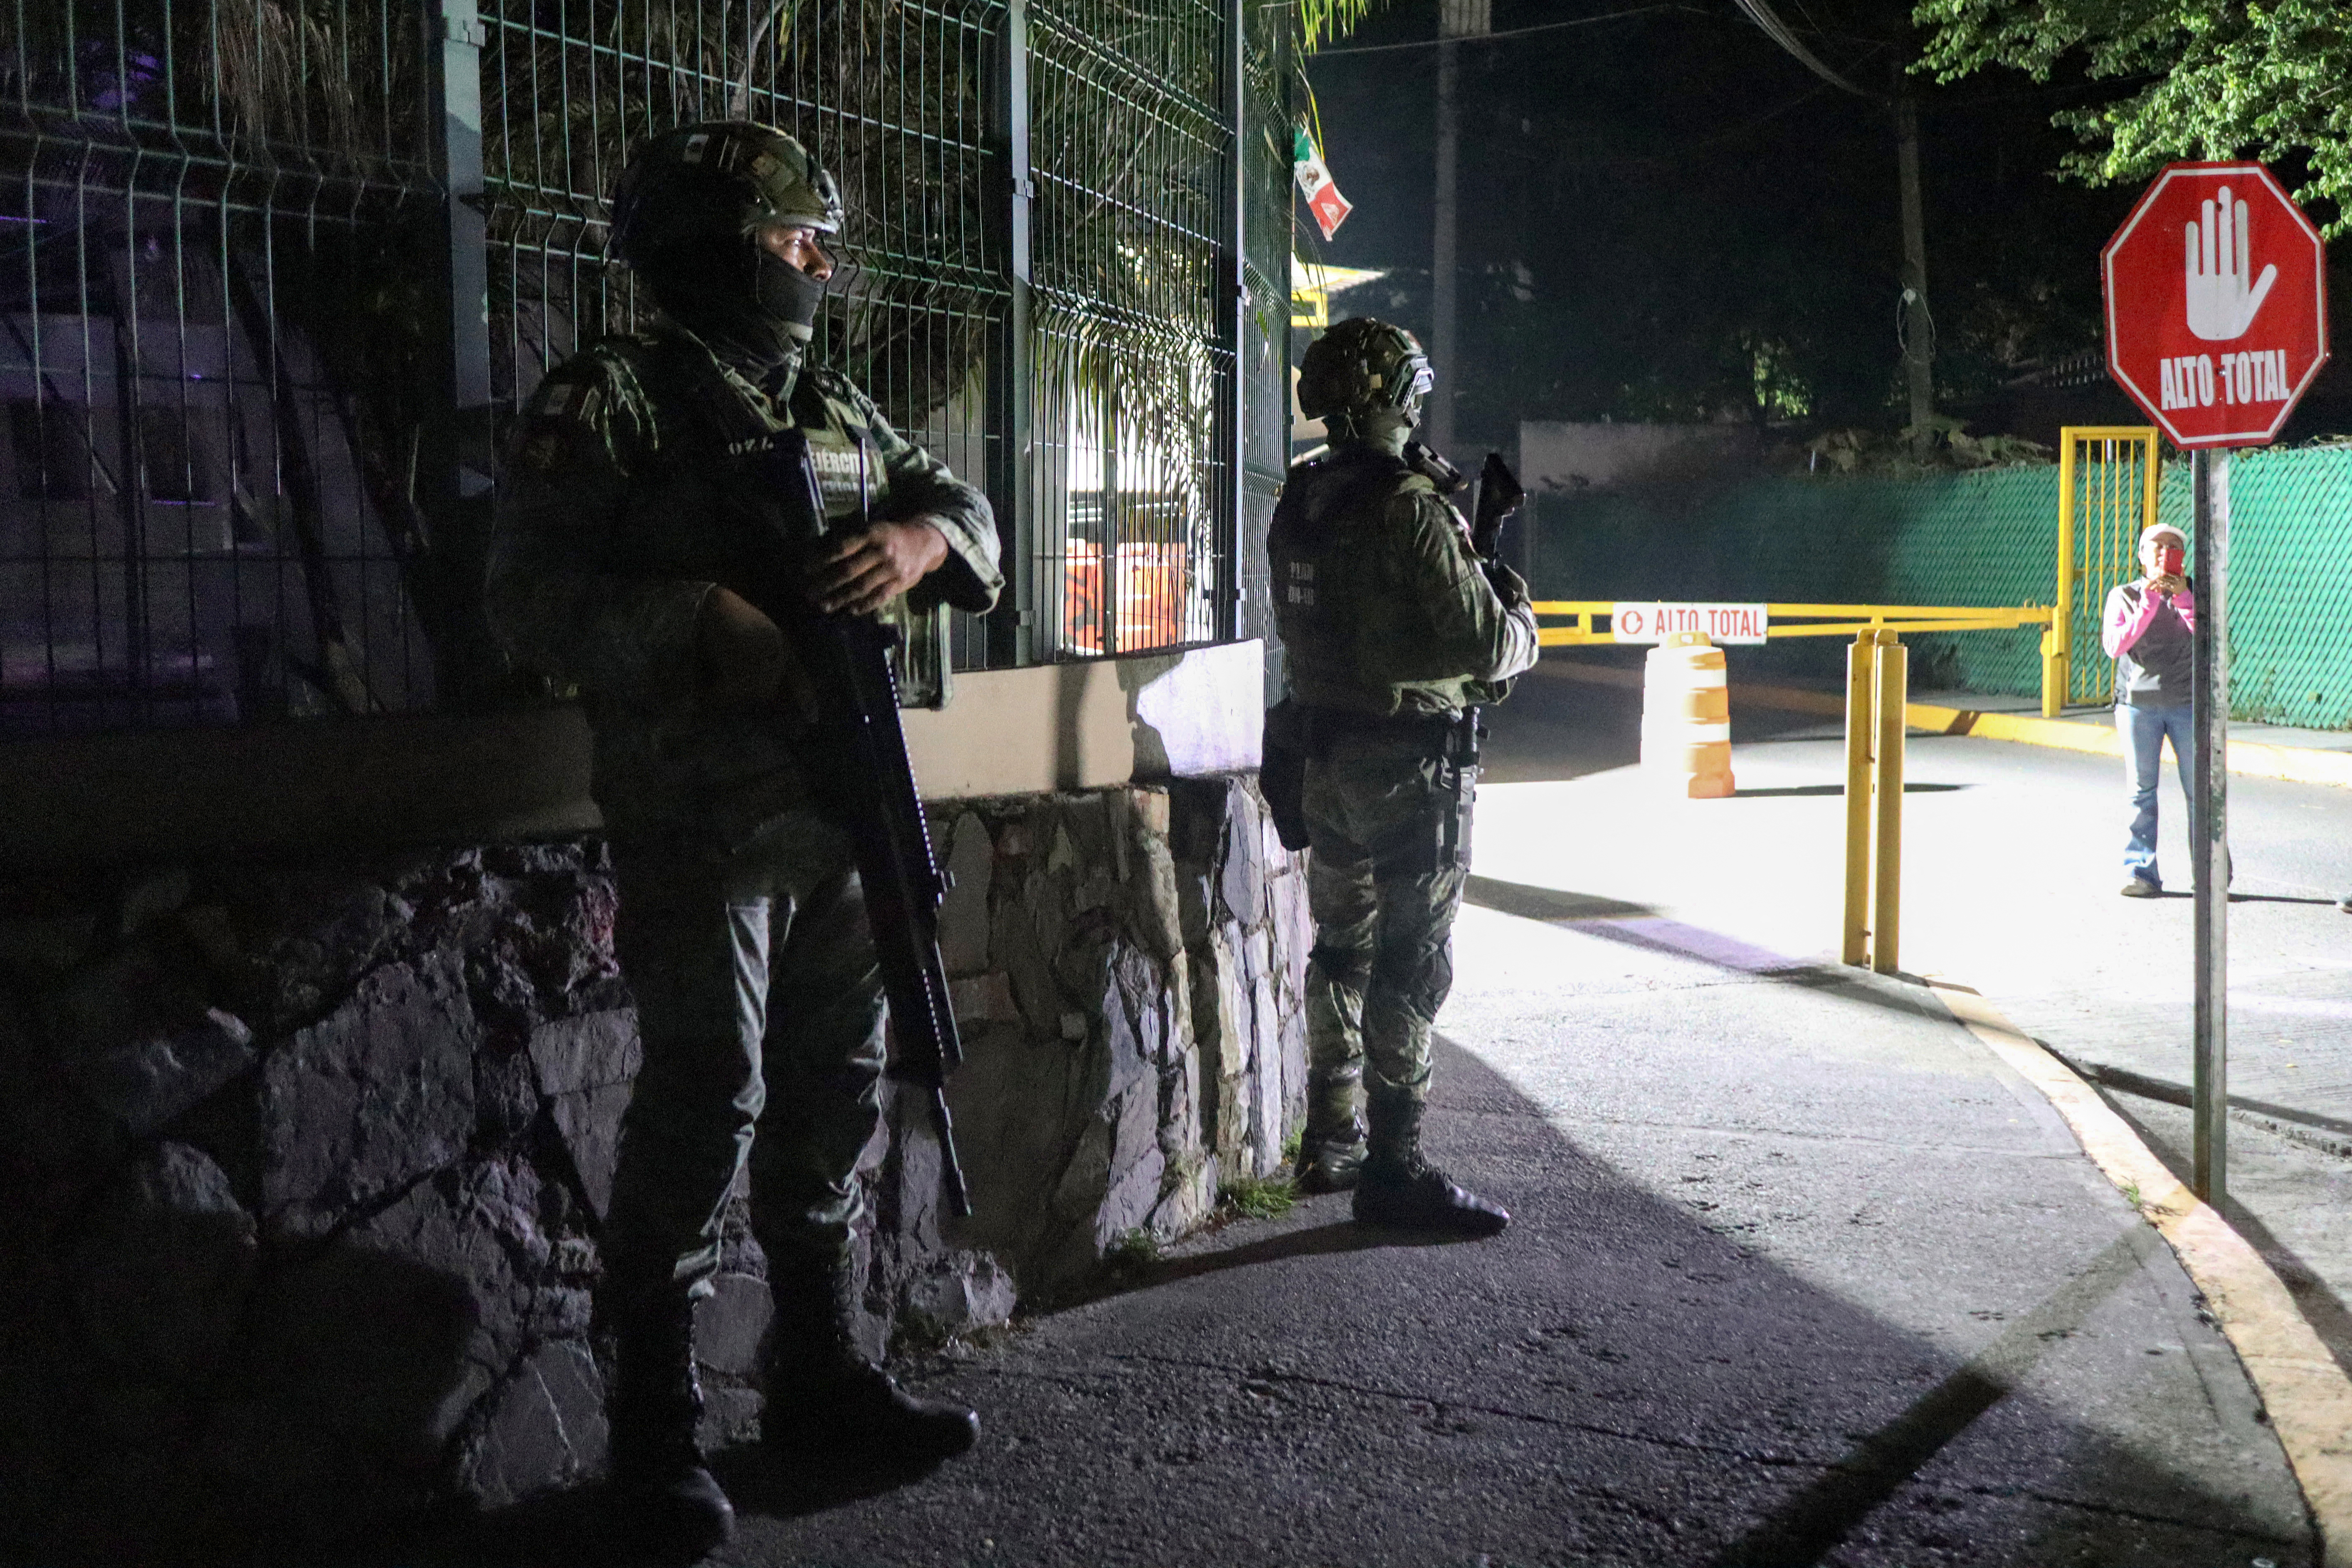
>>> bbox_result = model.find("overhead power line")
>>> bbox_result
[1727,0,1878,99]
[1312,2,1696,57]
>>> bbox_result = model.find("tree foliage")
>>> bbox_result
[1914,0,2352,234]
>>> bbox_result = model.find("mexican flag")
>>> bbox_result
[1293,124,1353,242]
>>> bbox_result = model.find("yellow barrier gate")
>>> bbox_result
[1530,602,2053,644]
[1530,602,2061,974]
[2045,427,2162,715]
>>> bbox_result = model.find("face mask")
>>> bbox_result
[643,236,828,373]
[753,247,827,342]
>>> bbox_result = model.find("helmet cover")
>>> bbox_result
[611,121,844,265]
[1297,316,1434,422]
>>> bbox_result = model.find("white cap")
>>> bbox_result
[2140,522,2187,547]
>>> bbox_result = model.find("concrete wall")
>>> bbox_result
[0,642,1269,871]
[0,779,1310,1560]
[0,642,1308,1560]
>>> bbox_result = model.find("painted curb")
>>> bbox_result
[1534,661,2352,788]
[1932,980,2352,1567]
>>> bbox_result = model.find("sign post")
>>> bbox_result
[2103,161,2331,1205]
[2191,449,2229,1202]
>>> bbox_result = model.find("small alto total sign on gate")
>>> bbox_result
[1612,603,1769,644]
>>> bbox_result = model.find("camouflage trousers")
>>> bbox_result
[599,808,888,1314]
[1301,731,1472,1106]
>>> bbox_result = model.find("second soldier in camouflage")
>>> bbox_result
[1270,316,1538,1235]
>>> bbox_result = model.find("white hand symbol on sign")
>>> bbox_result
[2184,185,2278,341]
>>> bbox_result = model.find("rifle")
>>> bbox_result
[735,427,973,1219]
[1469,450,1525,565]
[1402,441,1525,566]
[1399,444,1526,869]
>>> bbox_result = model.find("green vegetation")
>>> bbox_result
[1297,0,1385,52]
[1916,0,2352,233]
[1105,1228,1162,1271]
[1219,1172,1298,1220]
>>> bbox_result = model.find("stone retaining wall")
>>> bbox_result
[0,775,1306,1562]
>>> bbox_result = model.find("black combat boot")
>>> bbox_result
[761,1260,978,1465]
[1352,1086,1510,1236]
[1294,1062,1367,1195]
[607,1291,736,1561]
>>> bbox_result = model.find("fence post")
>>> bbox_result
[985,0,1037,669]
[2045,432,2076,717]
[423,0,501,706]
[1842,632,1876,966]
[1871,628,1907,976]
[1217,0,1247,642]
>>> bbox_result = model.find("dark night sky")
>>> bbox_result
[1298,0,2161,450]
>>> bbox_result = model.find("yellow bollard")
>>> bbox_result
[1842,628,1908,973]
[1871,629,1907,976]
[1842,634,1876,966]
[1640,631,1735,798]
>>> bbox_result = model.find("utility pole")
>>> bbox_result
[1894,86,1935,450]
[1430,0,1487,456]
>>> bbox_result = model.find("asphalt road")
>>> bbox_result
[1484,664,2352,1428]
[700,673,2314,1567]
[428,668,2333,1568]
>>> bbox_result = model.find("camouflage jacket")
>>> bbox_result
[486,325,1002,844]
[1269,442,1539,718]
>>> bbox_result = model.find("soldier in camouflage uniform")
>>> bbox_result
[486,121,1001,1556]
[1269,316,1538,1235]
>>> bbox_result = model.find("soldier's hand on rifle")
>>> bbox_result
[697,585,818,720]
[1482,560,1530,610]
[809,518,951,616]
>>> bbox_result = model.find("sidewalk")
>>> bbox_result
[682,686,2314,1565]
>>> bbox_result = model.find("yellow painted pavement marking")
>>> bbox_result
[1933,980,2352,1567]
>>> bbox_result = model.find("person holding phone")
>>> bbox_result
[2102,523,2198,897]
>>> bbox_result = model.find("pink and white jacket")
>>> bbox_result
[2101,578,2197,705]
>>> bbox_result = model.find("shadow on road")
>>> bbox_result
[721,1025,2315,1567]
[1732,782,1969,798]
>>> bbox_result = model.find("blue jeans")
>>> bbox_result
[2117,702,2195,884]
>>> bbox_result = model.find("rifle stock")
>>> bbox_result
[738,430,973,1219]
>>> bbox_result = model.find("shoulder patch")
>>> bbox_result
[511,351,636,474]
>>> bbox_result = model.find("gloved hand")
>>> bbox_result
[696,586,817,721]
[1481,560,1530,610]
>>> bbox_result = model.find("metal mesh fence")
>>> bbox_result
[477,0,1005,538]
[2,0,1269,740]
[0,0,442,736]
[478,0,1257,672]
[1530,444,2352,728]
[1025,0,1233,659]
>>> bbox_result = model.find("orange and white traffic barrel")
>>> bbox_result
[1641,631,1735,798]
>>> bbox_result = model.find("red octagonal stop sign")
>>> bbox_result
[2103,161,2330,449]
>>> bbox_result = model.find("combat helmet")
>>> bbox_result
[611,121,844,266]
[1296,316,1434,425]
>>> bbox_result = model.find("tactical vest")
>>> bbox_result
[623,332,949,706]
[1268,447,1414,709]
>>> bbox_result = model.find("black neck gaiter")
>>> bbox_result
[642,238,827,391]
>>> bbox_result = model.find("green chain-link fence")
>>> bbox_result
[1530,444,2352,728]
